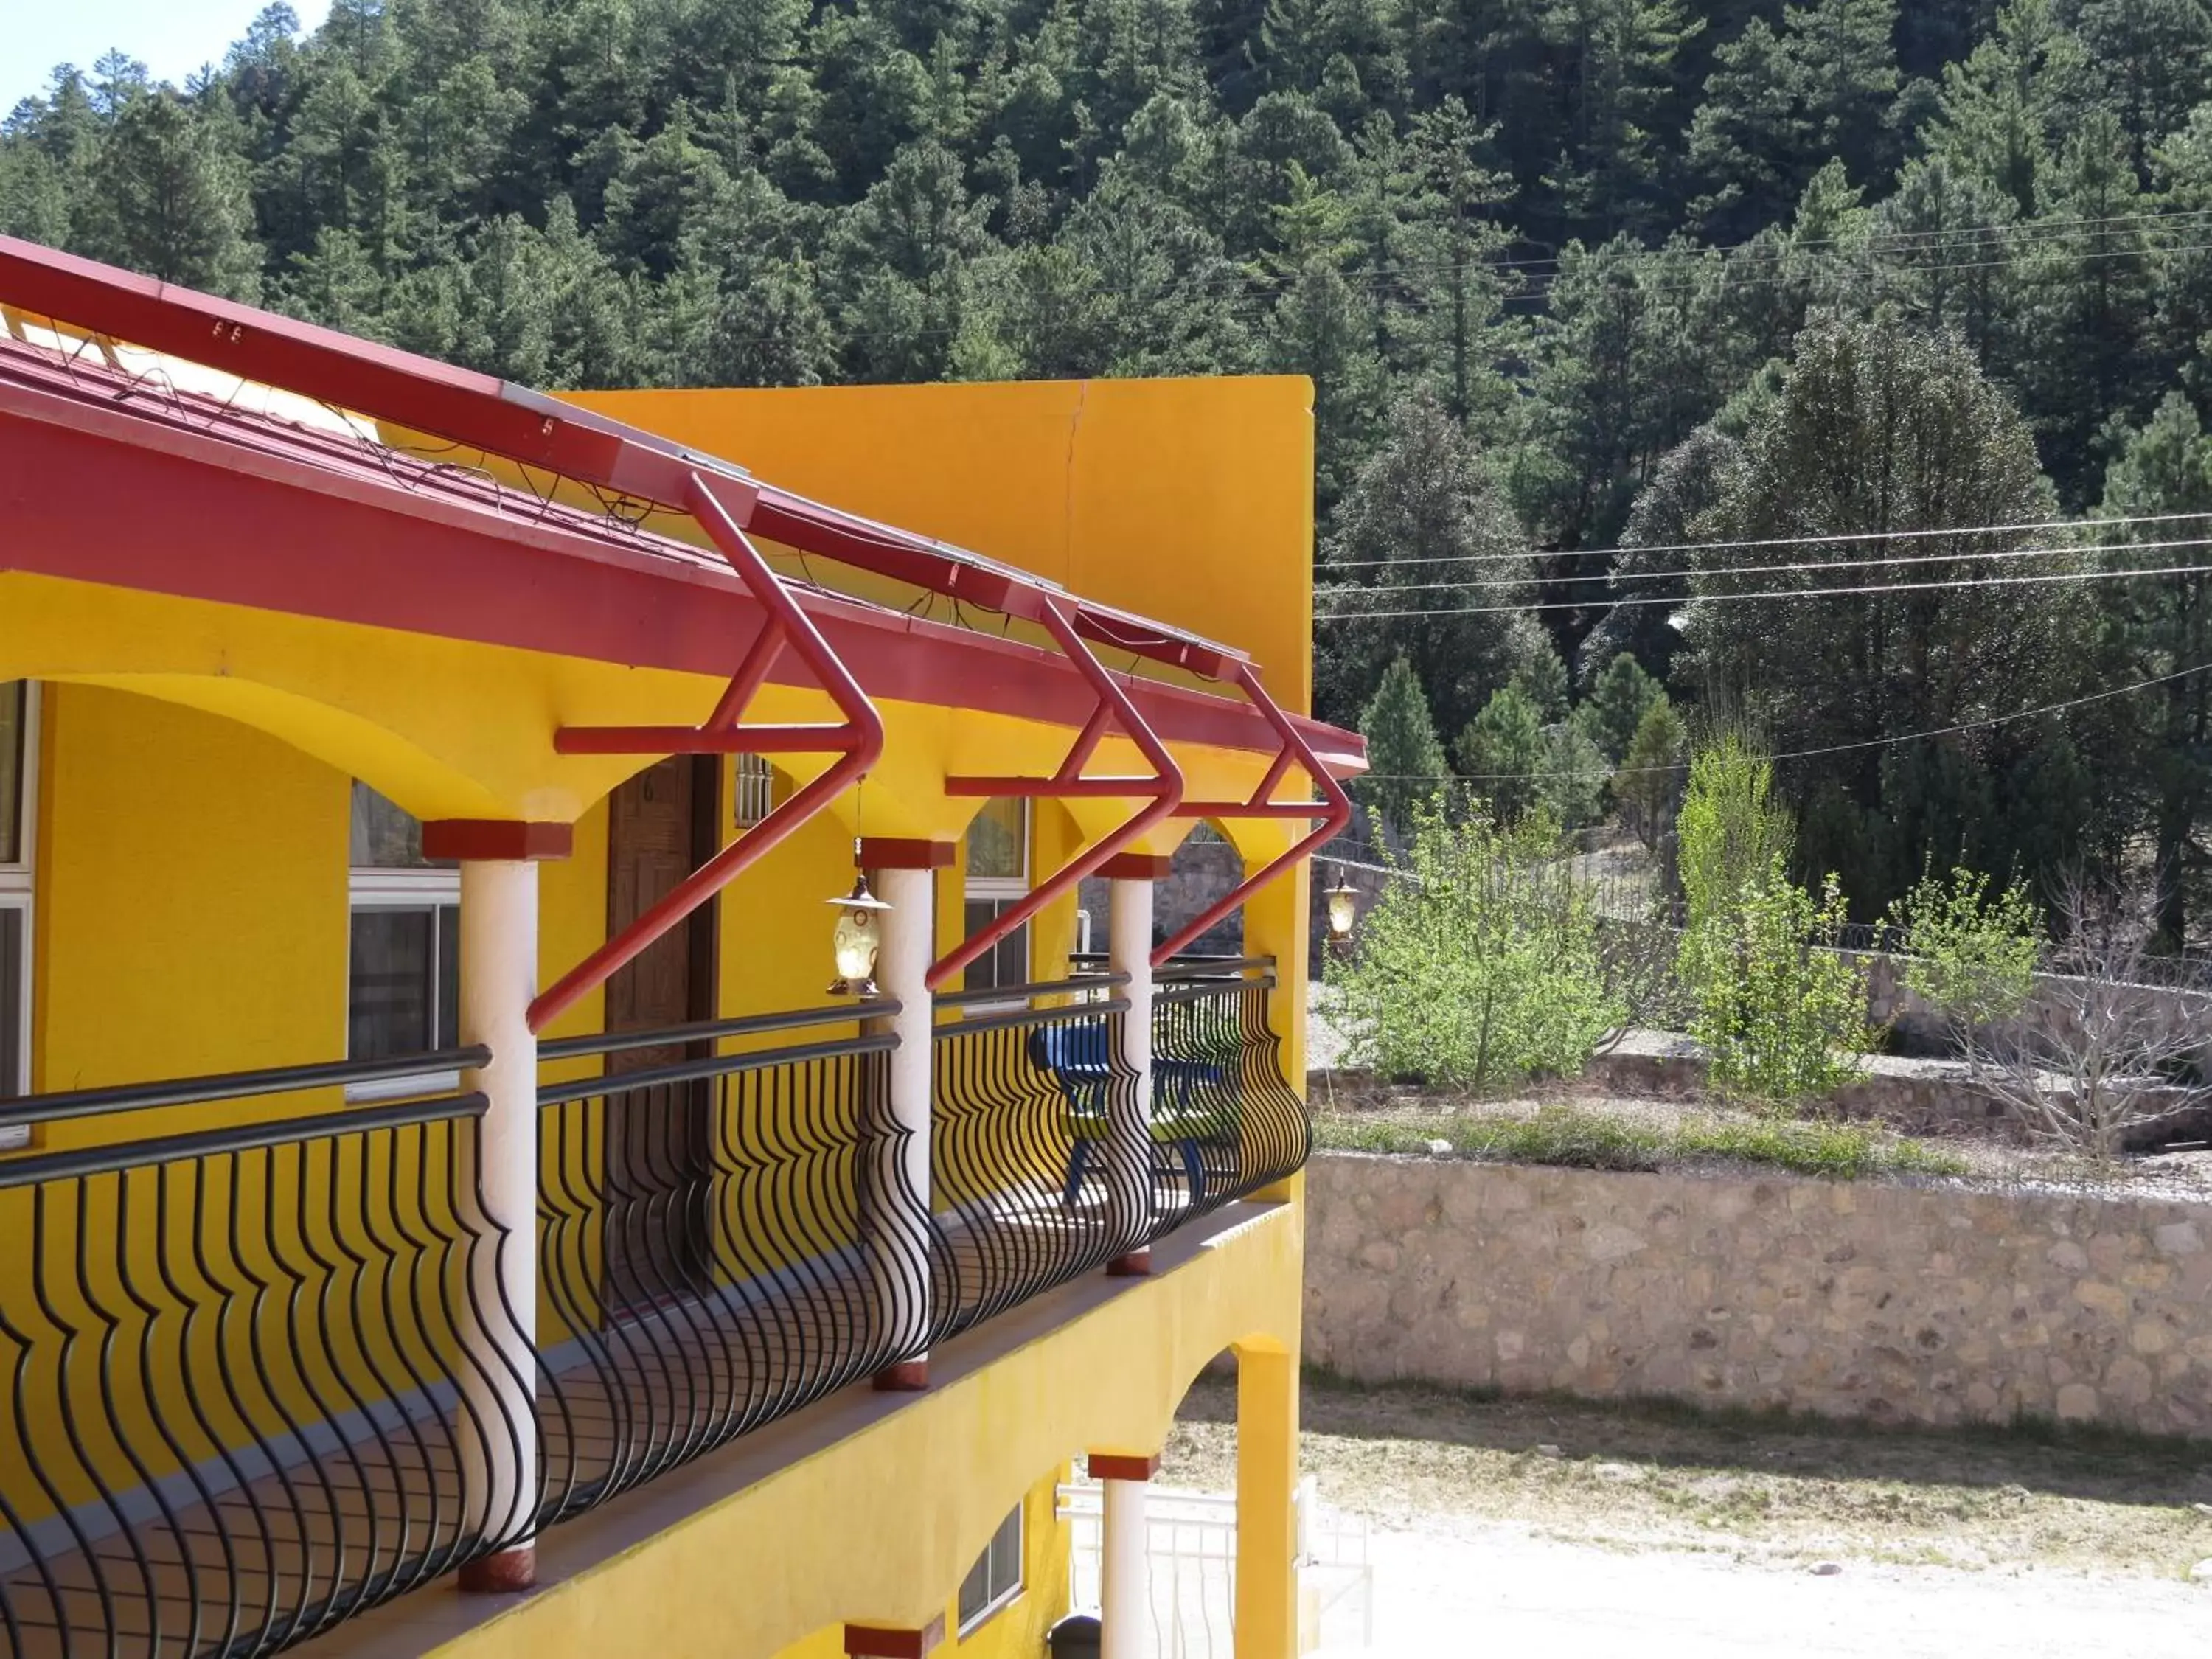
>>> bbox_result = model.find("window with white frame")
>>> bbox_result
[348,783,460,1086]
[734,754,776,829]
[962,797,1031,994]
[956,1502,1023,1633]
[0,681,36,1123]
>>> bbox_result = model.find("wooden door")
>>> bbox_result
[602,757,719,1312]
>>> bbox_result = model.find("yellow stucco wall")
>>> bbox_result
[34,684,347,1105]
[564,379,1315,713]
[769,1462,1074,1659]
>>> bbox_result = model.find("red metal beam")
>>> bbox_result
[1152,662,1354,967]
[528,472,884,1032]
[928,599,1185,990]
[0,234,1253,684]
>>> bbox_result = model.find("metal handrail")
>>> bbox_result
[932,996,1132,1039]
[0,1091,488,1189]
[535,1031,900,1105]
[933,973,1129,1010]
[537,1001,899,1061]
[1159,973,1278,1002]
[0,1045,492,1127]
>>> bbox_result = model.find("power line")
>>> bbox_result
[1321,510,2212,571]
[1360,660,2212,785]
[1319,537,2145,601]
[1318,560,2212,620]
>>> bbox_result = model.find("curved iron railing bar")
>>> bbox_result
[0,1082,531,1659]
[532,1032,940,1527]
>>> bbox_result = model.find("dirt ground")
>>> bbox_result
[1165,1375,2212,1653]
[1169,1374,2212,1576]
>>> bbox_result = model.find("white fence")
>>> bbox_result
[1057,1476,1373,1656]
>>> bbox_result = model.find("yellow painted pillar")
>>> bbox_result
[1234,1340,1299,1659]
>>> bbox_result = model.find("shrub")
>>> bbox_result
[1676,732,1792,929]
[1329,799,1619,1092]
[1680,858,1875,1107]
[1885,863,2042,1066]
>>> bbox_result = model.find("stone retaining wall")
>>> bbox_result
[1304,1150,2212,1436]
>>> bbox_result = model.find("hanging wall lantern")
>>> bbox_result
[1324,870,1360,945]
[827,875,893,996]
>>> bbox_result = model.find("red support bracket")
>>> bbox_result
[928,599,1185,990]
[1150,663,1354,967]
[529,471,884,1033]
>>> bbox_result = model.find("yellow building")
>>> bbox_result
[0,235,1361,1659]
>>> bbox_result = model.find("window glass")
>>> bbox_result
[957,1503,1023,1630]
[0,907,21,1102]
[734,754,776,828]
[0,681,24,866]
[347,783,461,1065]
[349,909,436,1059]
[964,798,1027,884]
[964,899,1031,993]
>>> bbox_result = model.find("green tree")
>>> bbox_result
[1332,799,1620,1091]
[1319,389,1534,734]
[1684,315,2084,909]
[1357,653,1451,838]
[1687,0,1900,239]
[2096,392,2212,950]
[1615,693,1686,849]
[1681,858,1876,1105]
[1885,863,2042,1065]
[1676,732,1794,931]
[88,91,264,296]
[1583,650,1660,761]
[1455,682,1548,823]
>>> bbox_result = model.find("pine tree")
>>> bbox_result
[1455,682,1548,823]
[1318,389,1532,734]
[88,91,263,297]
[1616,693,1686,848]
[1585,650,1660,761]
[1358,653,1453,838]
[2096,392,2212,950]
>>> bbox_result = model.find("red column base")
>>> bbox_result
[873,1358,929,1391]
[459,1545,536,1593]
[1107,1249,1152,1277]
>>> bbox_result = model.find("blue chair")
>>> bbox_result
[1029,1022,1231,1206]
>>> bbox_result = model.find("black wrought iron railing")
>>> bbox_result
[532,1006,937,1524]
[0,973,1310,1659]
[930,959,1309,1330]
[0,1050,532,1659]
[931,978,1146,1334]
[1152,962,1311,1211]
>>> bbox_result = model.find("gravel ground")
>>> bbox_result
[1164,1375,2212,1655]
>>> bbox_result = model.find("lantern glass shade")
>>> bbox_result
[827,876,893,996]
[1325,876,1359,940]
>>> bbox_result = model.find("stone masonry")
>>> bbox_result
[1304,1150,2212,1436]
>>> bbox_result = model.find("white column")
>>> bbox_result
[455,858,540,1589]
[1101,1472,1153,1659]
[868,861,936,1385]
[1106,876,1156,1269]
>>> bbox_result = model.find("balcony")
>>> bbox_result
[0,961,1305,1659]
